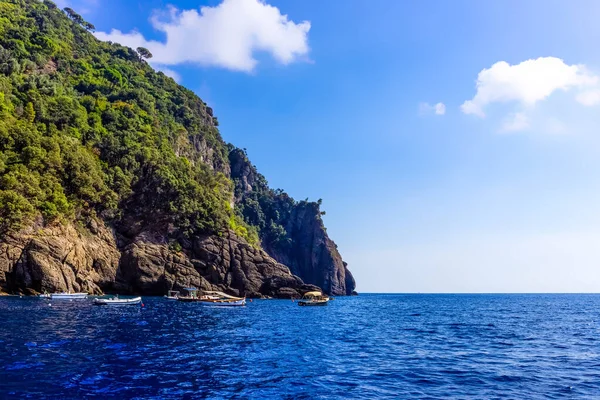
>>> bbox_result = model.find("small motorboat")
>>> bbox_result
[38,293,51,299]
[177,287,200,302]
[50,292,88,300]
[177,288,245,306]
[197,291,246,307]
[164,290,180,300]
[298,291,329,306]
[93,296,142,306]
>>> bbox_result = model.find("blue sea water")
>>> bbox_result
[1,294,600,399]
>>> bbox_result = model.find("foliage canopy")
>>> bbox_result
[0,0,244,240]
[0,0,325,251]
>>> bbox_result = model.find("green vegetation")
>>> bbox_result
[136,47,152,60]
[0,0,260,242]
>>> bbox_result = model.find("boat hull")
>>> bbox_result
[298,300,329,306]
[177,297,200,303]
[198,299,246,307]
[93,297,142,305]
[50,293,88,300]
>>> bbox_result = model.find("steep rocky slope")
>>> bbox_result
[0,0,355,296]
[0,218,319,298]
[230,149,355,295]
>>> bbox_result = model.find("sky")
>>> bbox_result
[61,0,600,293]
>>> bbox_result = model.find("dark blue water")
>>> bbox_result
[1,294,600,399]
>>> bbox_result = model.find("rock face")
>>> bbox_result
[229,149,257,203]
[0,221,120,295]
[229,149,356,296]
[115,230,318,298]
[0,220,317,298]
[264,203,356,296]
[188,134,230,176]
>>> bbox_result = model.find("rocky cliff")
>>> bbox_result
[1,220,119,295]
[263,203,356,296]
[0,0,355,297]
[229,149,356,295]
[0,218,318,298]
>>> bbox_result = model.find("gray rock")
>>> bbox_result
[0,222,119,295]
[0,220,317,299]
[229,148,356,296]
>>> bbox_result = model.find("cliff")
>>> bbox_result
[0,0,355,297]
[0,218,319,298]
[229,149,355,295]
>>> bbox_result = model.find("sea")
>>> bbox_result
[1,294,599,399]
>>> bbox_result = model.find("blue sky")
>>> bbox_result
[64,0,600,292]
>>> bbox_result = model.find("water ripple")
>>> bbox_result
[1,294,600,398]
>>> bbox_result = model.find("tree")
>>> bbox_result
[63,7,84,25]
[83,22,95,32]
[136,47,153,60]
[0,190,35,233]
[0,1,236,238]
[43,1,57,9]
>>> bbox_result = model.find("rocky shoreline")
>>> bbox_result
[0,219,324,299]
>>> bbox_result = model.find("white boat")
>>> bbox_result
[164,290,179,300]
[298,291,329,306]
[177,287,200,302]
[38,293,51,299]
[198,297,246,307]
[93,296,142,306]
[50,292,88,300]
[197,291,246,307]
[177,289,246,306]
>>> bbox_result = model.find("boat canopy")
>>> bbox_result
[203,290,244,300]
[303,291,323,298]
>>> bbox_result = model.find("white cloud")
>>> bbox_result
[419,102,446,116]
[576,89,600,106]
[461,57,597,117]
[461,57,600,132]
[95,0,311,73]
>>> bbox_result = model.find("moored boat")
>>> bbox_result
[38,293,51,299]
[176,288,246,306]
[93,296,142,305]
[50,292,88,300]
[177,287,200,302]
[298,291,329,306]
[164,290,180,300]
[197,291,246,307]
